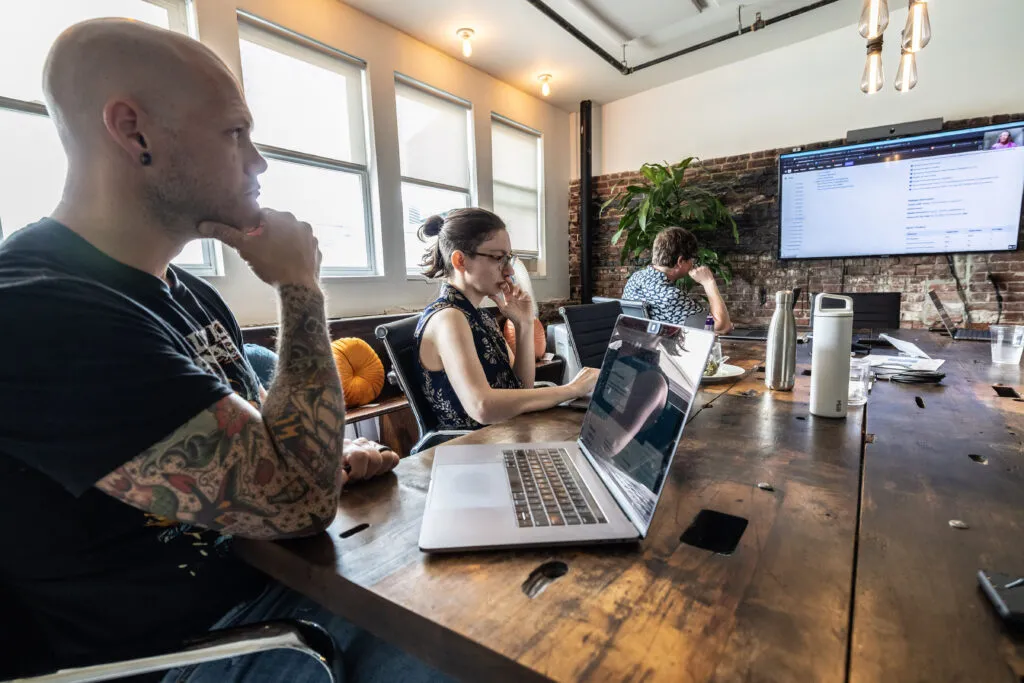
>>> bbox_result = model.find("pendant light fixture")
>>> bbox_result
[860,38,885,95]
[895,45,918,92]
[857,0,931,93]
[456,28,475,58]
[858,0,889,39]
[902,0,931,52]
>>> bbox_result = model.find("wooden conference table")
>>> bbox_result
[236,331,1024,682]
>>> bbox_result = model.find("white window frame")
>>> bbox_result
[490,114,544,260]
[395,74,476,274]
[0,0,224,276]
[238,12,377,278]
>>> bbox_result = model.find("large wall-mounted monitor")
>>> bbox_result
[778,122,1024,259]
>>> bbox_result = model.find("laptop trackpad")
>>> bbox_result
[431,463,508,510]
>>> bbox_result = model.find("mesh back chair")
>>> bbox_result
[558,301,623,369]
[376,316,471,455]
[810,292,901,331]
[592,296,650,319]
[1,576,337,683]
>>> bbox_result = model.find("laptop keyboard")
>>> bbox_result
[503,448,607,528]
[955,328,991,341]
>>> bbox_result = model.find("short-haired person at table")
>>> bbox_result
[415,209,599,429]
[622,226,734,334]
[0,19,446,683]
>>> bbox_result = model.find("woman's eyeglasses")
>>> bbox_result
[470,251,518,268]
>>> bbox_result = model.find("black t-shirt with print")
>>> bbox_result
[0,220,269,671]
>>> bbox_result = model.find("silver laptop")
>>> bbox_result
[928,290,990,341]
[419,316,714,552]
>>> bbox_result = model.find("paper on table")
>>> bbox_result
[878,334,931,359]
[867,355,945,372]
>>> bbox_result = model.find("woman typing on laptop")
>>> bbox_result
[414,209,598,429]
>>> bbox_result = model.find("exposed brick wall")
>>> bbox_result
[569,114,1024,329]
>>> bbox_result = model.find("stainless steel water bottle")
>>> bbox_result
[765,290,796,391]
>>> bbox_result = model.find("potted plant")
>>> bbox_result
[600,158,739,291]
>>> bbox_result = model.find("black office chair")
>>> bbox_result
[592,296,650,319]
[559,301,623,369]
[810,292,901,331]
[375,316,470,455]
[0,582,337,682]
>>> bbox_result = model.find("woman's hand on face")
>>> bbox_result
[495,278,534,328]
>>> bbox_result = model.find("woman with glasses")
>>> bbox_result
[414,208,598,430]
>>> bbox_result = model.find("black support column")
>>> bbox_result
[579,100,593,304]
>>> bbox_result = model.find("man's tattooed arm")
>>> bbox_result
[96,285,346,540]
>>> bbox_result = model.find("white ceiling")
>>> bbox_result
[340,0,862,110]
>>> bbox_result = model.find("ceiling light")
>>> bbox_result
[456,28,474,58]
[538,74,552,97]
[902,0,931,52]
[895,48,918,92]
[858,0,889,39]
[860,38,884,95]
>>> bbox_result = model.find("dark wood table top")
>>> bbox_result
[236,333,1024,682]
[849,331,1024,683]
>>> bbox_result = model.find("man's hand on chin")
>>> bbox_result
[342,438,400,484]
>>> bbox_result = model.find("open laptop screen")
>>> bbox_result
[928,290,957,335]
[578,316,712,534]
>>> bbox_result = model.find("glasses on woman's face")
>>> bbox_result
[470,250,518,269]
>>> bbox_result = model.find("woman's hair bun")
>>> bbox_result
[418,215,444,241]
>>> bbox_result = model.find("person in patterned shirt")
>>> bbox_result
[622,227,733,334]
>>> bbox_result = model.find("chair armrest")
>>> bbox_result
[16,620,335,683]
[535,381,556,388]
[412,430,472,455]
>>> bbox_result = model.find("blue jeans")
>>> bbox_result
[161,582,453,683]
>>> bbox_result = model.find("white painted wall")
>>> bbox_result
[192,0,570,325]
[594,0,1024,175]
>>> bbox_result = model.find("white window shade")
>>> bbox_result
[396,82,471,190]
[238,16,374,275]
[0,0,216,273]
[239,23,367,166]
[395,77,474,271]
[0,0,182,104]
[492,118,542,256]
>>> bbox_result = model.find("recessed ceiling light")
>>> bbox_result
[456,28,475,58]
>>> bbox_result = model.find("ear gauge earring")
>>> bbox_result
[140,151,152,166]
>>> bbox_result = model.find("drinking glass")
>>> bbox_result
[989,325,1024,365]
[848,357,870,407]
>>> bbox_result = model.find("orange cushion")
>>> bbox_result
[503,319,547,361]
[330,338,385,408]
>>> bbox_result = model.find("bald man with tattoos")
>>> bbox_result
[0,18,444,683]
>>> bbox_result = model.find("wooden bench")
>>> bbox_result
[242,312,564,456]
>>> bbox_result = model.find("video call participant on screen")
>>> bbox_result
[0,19,442,683]
[622,226,734,334]
[991,131,1019,149]
[414,208,598,430]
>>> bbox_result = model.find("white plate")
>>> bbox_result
[701,363,747,384]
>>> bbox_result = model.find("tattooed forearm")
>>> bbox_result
[96,284,347,540]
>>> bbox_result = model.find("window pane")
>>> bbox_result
[173,240,206,267]
[239,24,366,165]
[396,83,470,190]
[0,109,66,237]
[401,182,469,270]
[260,157,369,270]
[0,0,171,103]
[492,122,539,190]
[494,182,539,254]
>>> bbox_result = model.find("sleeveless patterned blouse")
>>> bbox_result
[414,284,523,430]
